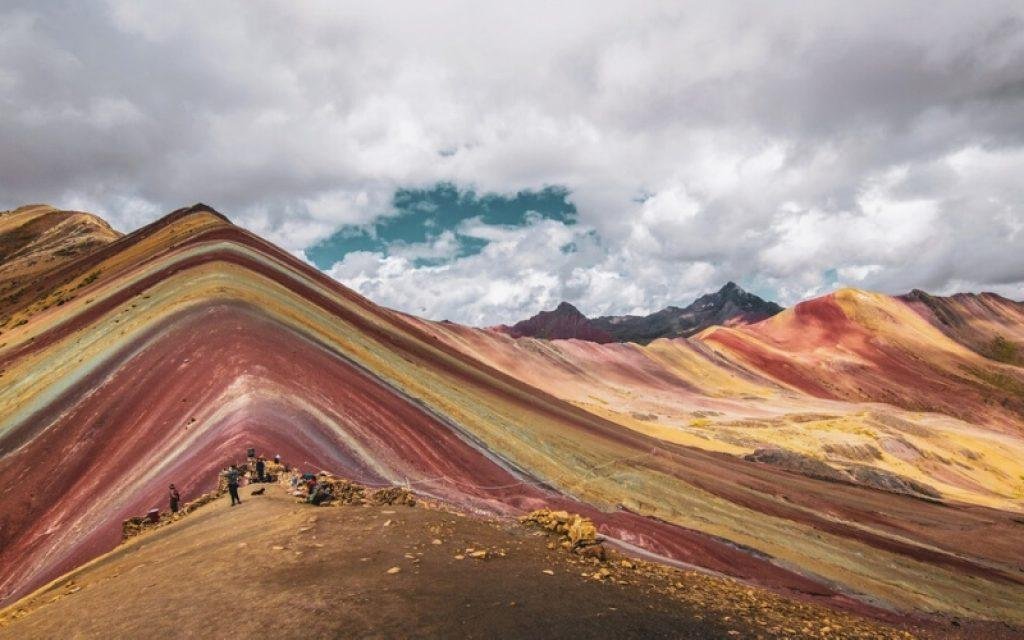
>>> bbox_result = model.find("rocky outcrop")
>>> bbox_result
[743,447,850,483]
[744,447,941,500]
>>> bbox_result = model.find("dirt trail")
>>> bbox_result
[0,486,978,639]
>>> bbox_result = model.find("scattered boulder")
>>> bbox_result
[744,446,942,500]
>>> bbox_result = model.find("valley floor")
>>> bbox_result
[0,485,1014,640]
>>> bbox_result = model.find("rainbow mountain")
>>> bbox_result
[1,204,1023,627]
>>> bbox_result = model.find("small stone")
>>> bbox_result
[386,566,401,574]
[272,545,285,550]
[469,550,488,559]
[542,569,555,575]
[431,539,443,545]
[454,554,465,560]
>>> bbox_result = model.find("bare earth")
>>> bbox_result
[0,485,998,639]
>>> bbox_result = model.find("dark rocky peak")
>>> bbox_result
[506,301,614,343]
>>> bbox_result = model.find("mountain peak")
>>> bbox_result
[506,301,614,342]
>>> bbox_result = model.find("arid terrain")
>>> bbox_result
[1,203,1023,637]
[0,484,954,640]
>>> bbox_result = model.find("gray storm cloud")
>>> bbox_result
[2,1,1023,324]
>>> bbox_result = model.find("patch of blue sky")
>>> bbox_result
[305,183,577,269]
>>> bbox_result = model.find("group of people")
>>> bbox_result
[219,451,285,506]
[289,469,334,505]
[164,451,333,513]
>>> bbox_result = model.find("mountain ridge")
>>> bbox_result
[500,282,784,343]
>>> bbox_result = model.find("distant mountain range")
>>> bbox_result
[501,282,784,343]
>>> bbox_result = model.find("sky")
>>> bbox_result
[2,1,1023,325]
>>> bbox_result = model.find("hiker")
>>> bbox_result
[222,465,242,506]
[255,457,266,483]
[289,469,301,494]
[169,484,181,513]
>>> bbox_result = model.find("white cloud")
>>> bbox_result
[2,1,1024,322]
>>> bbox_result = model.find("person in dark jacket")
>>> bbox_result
[222,465,242,506]
[255,457,266,483]
[169,484,181,513]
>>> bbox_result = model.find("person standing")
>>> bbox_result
[223,465,242,506]
[169,484,181,513]
[255,457,266,483]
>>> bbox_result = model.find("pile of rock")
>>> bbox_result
[299,474,417,508]
[319,477,366,505]
[181,489,222,513]
[121,516,151,539]
[120,489,223,540]
[371,486,416,507]
[519,509,605,560]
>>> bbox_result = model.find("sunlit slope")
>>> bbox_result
[0,204,120,326]
[2,206,1023,627]
[701,289,1024,432]
[902,289,1024,366]
[409,307,1024,513]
